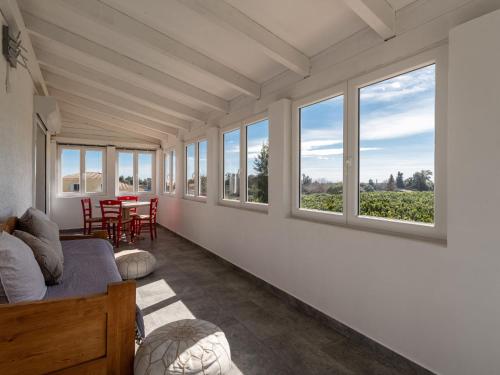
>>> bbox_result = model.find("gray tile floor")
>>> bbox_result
[119,226,418,375]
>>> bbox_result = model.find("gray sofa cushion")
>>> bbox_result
[44,238,121,299]
[14,230,63,285]
[18,207,63,264]
[0,231,47,303]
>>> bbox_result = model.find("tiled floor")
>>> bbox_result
[118,226,426,375]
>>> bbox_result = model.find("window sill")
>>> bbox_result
[57,193,106,199]
[290,210,446,246]
[183,195,207,203]
[218,199,269,213]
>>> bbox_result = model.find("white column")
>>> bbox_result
[206,126,219,206]
[268,98,291,219]
[106,146,115,197]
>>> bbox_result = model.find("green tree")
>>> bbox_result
[368,179,376,190]
[387,174,396,191]
[302,174,312,186]
[396,171,404,189]
[252,143,269,203]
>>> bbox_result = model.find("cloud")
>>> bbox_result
[302,146,381,157]
[360,110,434,141]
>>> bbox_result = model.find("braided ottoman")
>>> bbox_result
[135,319,231,375]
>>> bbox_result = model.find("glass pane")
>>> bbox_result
[299,95,344,213]
[186,144,195,195]
[172,151,176,193]
[198,140,208,197]
[165,152,171,193]
[246,120,269,203]
[359,64,435,224]
[138,153,153,192]
[223,129,240,200]
[61,148,80,193]
[85,150,103,193]
[118,152,134,192]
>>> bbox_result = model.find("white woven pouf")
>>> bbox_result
[115,249,156,280]
[135,319,231,375]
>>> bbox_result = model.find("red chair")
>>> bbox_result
[99,200,134,247]
[81,198,102,235]
[117,196,139,215]
[134,197,159,241]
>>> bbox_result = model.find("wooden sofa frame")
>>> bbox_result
[0,217,136,375]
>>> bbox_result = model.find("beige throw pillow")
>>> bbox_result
[14,230,63,285]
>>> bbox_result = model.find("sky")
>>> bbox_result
[61,149,103,177]
[301,64,435,183]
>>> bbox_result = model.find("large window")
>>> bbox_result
[117,150,155,194]
[184,139,207,199]
[223,129,240,201]
[185,143,196,195]
[221,117,269,208]
[59,146,105,195]
[358,64,435,224]
[293,49,445,238]
[164,149,175,194]
[299,95,344,214]
[198,140,208,197]
[246,120,269,204]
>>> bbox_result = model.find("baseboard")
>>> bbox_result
[158,224,434,375]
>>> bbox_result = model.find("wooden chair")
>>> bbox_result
[100,200,134,247]
[81,198,102,235]
[134,197,159,241]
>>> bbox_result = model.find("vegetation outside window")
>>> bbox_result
[138,153,153,192]
[185,143,196,196]
[164,151,171,193]
[184,140,207,199]
[198,140,208,197]
[118,152,134,193]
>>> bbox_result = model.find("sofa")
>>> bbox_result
[0,216,139,375]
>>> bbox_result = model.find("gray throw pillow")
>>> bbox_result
[0,231,47,303]
[18,207,63,264]
[14,230,63,285]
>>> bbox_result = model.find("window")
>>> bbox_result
[184,139,207,199]
[138,153,153,192]
[358,64,435,224]
[198,140,208,197]
[299,95,344,214]
[164,149,175,194]
[185,143,196,196]
[293,49,445,238]
[59,146,105,195]
[246,120,269,204]
[117,150,155,194]
[221,117,269,208]
[223,129,240,201]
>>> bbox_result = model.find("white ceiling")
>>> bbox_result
[17,0,421,143]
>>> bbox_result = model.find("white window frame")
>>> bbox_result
[116,149,156,195]
[292,47,447,240]
[219,113,269,212]
[163,148,175,195]
[58,145,106,197]
[183,138,207,201]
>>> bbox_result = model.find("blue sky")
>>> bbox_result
[301,64,435,183]
[199,140,207,178]
[61,149,103,177]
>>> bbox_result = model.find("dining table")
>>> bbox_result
[95,201,151,220]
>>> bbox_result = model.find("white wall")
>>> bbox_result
[156,9,500,375]
[0,16,35,219]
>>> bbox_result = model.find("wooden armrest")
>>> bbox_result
[60,230,108,241]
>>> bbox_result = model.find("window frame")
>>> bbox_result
[183,138,207,201]
[292,47,447,240]
[163,148,175,195]
[58,145,106,197]
[219,113,269,212]
[291,83,348,225]
[116,149,156,195]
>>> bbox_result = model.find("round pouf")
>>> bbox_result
[115,249,156,280]
[135,319,231,375]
